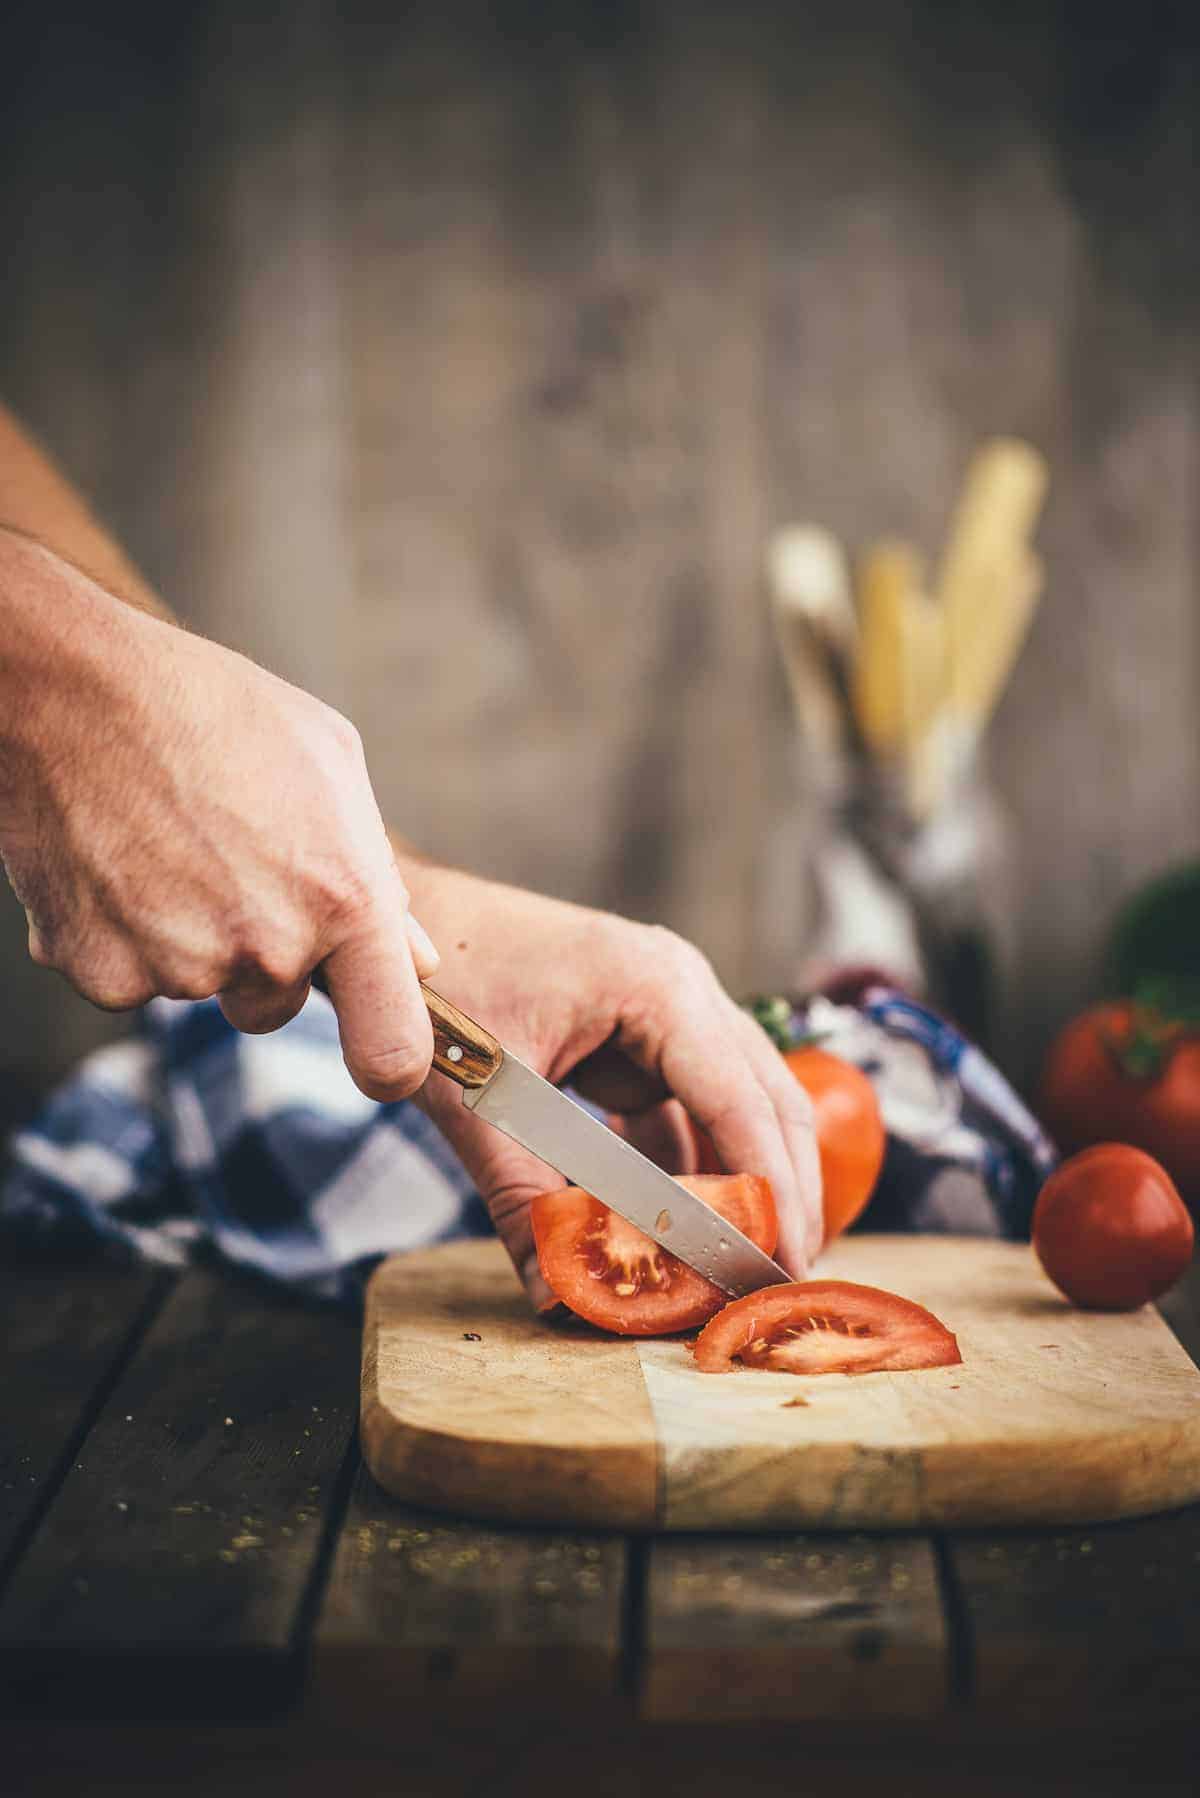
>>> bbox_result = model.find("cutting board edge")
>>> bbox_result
[359,1392,658,1530]
[660,1418,1200,1531]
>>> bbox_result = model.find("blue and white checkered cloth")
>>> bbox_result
[767,990,1058,1239]
[0,987,1057,1308]
[0,994,488,1306]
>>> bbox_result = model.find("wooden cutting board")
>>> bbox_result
[361,1234,1200,1532]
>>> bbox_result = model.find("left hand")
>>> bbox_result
[403,863,823,1308]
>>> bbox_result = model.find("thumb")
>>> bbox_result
[321,892,435,1101]
[417,1079,564,1312]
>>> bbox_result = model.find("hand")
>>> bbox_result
[0,533,439,1098]
[403,863,823,1305]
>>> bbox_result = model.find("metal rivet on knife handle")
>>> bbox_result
[423,986,504,1088]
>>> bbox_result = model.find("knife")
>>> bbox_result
[422,986,790,1297]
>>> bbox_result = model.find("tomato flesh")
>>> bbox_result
[1032,1143,1194,1310]
[692,1279,962,1375]
[531,1173,777,1337]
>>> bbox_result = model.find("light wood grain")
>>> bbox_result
[363,1234,1200,1532]
[360,1241,658,1530]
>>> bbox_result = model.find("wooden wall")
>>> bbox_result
[1,0,1197,1093]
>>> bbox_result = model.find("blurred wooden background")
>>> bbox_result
[0,0,1197,1097]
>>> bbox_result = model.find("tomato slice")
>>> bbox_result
[531,1174,777,1337]
[691,1280,962,1375]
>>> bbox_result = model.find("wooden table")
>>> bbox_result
[3,1254,1199,1798]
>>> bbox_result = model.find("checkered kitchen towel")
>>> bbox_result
[753,989,1059,1239]
[0,994,488,1306]
[0,988,1057,1308]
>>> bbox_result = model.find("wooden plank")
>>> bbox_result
[639,1531,947,1723]
[482,1724,1200,1798]
[9,1720,1198,1798]
[0,1265,168,1582]
[6,1717,526,1798]
[943,1262,1200,1732]
[311,1467,628,1726]
[947,1510,1200,1732]
[0,1268,360,1719]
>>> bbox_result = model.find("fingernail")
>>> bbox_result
[405,911,440,974]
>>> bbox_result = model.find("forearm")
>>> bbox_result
[0,530,132,818]
[0,402,170,621]
[0,401,431,877]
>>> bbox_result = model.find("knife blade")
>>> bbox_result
[422,985,790,1297]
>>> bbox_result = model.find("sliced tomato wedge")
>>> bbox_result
[691,1279,962,1375]
[531,1174,777,1337]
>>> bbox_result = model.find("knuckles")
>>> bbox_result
[72,962,156,1013]
[224,937,314,994]
[321,705,365,766]
[637,924,714,988]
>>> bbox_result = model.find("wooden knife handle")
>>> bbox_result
[423,985,503,1088]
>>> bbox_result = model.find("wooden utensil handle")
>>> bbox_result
[423,986,503,1088]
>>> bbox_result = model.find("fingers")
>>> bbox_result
[570,1039,669,1113]
[219,975,312,1035]
[416,1080,563,1311]
[27,918,155,1012]
[728,1004,824,1273]
[404,910,441,980]
[617,938,823,1279]
[607,1099,700,1176]
[321,892,435,1101]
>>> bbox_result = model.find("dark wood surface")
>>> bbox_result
[0,1265,168,1582]
[313,1469,628,1724]
[2,1255,1200,1797]
[0,1269,360,1718]
[641,1530,948,1723]
[2,1,1199,1093]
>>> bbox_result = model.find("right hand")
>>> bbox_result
[0,531,438,1098]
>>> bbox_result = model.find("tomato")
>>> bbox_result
[688,1047,885,1239]
[531,1174,778,1337]
[1032,1144,1194,1310]
[1039,1001,1200,1204]
[783,1047,886,1239]
[692,1280,962,1375]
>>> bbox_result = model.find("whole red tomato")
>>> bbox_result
[1039,1001,1200,1205]
[1033,1144,1194,1310]
[689,1046,885,1241]
[783,1047,886,1239]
